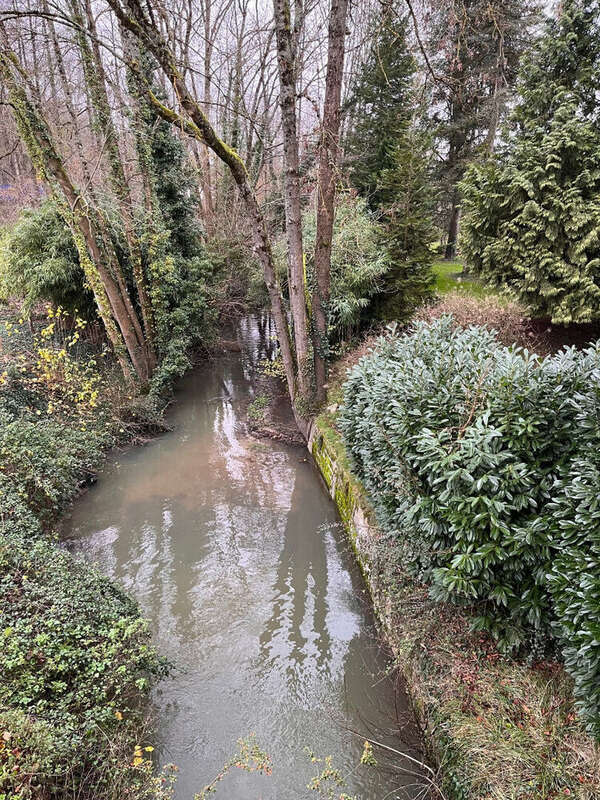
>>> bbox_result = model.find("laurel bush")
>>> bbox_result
[339,317,600,735]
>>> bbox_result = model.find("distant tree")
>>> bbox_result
[375,133,436,318]
[345,4,434,317]
[345,7,416,211]
[460,0,600,324]
[426,0,540,258]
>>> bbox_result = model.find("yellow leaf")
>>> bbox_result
[144,746,154,752]
[114,711,123,720]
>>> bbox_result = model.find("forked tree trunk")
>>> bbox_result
[312,0,349,405]
[273,0,311,401]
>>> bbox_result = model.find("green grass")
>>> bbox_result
[432,259,494,298]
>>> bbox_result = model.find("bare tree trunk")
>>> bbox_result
[445,191,460,260]
[44,0,94,192]
[273,0,311,402]
[200,0,215,226]
[106,0,304,422]
[312,0,349,405]
[485,73,501,154]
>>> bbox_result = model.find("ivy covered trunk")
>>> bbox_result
[70,0,156,374]
[0,32,149,385]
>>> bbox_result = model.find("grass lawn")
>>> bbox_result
[432,258,494,298]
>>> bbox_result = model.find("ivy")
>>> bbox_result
[0,317,167,798]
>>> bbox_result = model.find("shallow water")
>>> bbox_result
[63,315,426,800]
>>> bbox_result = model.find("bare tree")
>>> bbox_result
[273,0,310,400]
[312,0,348,403]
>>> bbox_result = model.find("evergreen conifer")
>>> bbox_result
[461,0,600,323]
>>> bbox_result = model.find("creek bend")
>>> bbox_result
[63,316,426,799]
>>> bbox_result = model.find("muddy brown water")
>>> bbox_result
[62,315,428,799]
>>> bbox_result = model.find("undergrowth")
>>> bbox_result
[0,308,171,800]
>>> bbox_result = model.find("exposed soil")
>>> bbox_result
[527,317,600,354]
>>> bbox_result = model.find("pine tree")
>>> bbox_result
[375,133,436,318]
[460,0,600,324]
[345,3,434,318]
[345,7,416,211]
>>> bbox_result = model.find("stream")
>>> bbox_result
[62,315,427,800]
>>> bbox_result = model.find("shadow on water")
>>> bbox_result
[62,314,430,800]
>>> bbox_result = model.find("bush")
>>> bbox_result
[0,413,105,531]
[0,316,167,798]
[339,317,600,735]
[0,533,167,799]
[546,376,600,737]
[275,194,391,341]
[0,202,95,318]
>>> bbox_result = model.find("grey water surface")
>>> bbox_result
[62,315,427,800]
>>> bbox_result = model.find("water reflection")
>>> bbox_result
[63,316,426,799]
[258,477,334,690]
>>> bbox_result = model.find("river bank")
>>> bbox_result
[60,315,430,799]
[4,310,425,800]
[0,312,170,800]
[311,347,600,800]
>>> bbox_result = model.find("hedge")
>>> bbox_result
[339,317,600,736]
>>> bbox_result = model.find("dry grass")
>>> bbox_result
[414,292,541,351]
[367,519,600,799]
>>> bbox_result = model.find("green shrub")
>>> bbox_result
[275,194,391,340]
[0,412,106,532]
[0,709,72,799]
[247,393,269,423]
[0,202,95,318]
[339,317,600,734]
[0,533,167,799]
[547,376,600,737]
[0,321,167,798]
